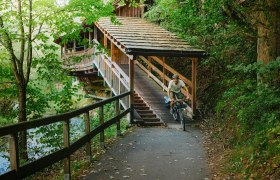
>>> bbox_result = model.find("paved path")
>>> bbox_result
[85,126,209,180]
[85,64,209,179]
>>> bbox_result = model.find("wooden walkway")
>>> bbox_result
[121,64,179,127]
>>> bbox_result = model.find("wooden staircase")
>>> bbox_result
[133,93,164,126]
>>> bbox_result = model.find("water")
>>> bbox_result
[0,117,84,175]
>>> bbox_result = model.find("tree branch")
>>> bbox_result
[17,0,26,85]
[0,16,21,84]
[25,0,32,84]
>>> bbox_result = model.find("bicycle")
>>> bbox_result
[170,96,193,131]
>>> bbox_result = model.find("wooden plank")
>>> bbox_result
[115,99,121,136]
[108,31,175,36]
[123,42,192,49]
[0,170,17,179]
[63,119,71,180]
[116,38,189,45]
[129,57,135,123]
[191,58,198,113]
[125,45,202,51]
[84,111,91,162]
[9,133,20,179]
[99,106,105,148]
[163,57,166,91]
[104,27,168,32]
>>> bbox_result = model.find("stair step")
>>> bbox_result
[136,110,153,114]
[134,103,146,106]
[143,121,164,126]
[134,106,150,110]
[142,118,161,122]
[134,99,144,103]
[139,114,157,118]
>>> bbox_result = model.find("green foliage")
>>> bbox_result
[216,59,280,178]
[146,0,279,178]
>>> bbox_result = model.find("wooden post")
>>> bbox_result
[116,99,121,136]
[84,32,86,50]
[104,36,107,49]
[162,57,166,91]
[94,25,97,40]
[148,56,151,78]
[9,133,20,179]
[84,111,91,162]
[64,43,67,54]
[191,58,198,114]
[99,106,105,148]
[63,119,71,180]
[88,31,92,46]
[73,40,76,52]
[140,5,145,18]
[111,42,116,61]
[61,46,63,57]
[129,57,135,123]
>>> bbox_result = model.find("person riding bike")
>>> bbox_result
[167,74,190,113]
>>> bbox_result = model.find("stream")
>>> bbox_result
[0,117,84,175]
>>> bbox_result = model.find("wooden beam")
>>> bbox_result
[94,25,97,40]
[104,36,107,48]
[111,41,116,62]
[99,106,105,148]
[162,57,166,91]
[73,40,76,52]
[63,119,70,180]
[84,111,91,162]
[129,56,135,123]
[148,56,151,78]
[9,133,20,179]
[191,58,198,113]
[88,31,92,46]
[115,99,121,136]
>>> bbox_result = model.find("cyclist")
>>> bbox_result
[167,74,190,114]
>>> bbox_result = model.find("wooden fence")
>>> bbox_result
[0,92,131,180]
[92,41,130,109]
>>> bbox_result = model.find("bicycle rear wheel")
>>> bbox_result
[179,109,186,131]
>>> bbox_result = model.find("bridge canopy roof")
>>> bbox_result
[96,17,207,57]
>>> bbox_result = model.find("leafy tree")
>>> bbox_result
[146,0,280,177]
[0,0,114,160]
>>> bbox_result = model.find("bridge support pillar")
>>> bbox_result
[129,56,135,124]
[191,57,198,115]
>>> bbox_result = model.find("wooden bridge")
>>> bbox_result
[0,2,207,179]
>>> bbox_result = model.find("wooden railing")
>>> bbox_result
[0,92,131,180]
[92,41,130,109]
[62,48,95,71]
[136,56,194,113]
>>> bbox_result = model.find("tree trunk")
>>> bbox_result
[18,84,28,160]
[257,0,280,63]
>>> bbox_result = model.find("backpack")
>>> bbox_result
[164,96,170,109]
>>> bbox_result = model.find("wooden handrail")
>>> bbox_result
[149,56,192,87]
[0,92,131,179]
